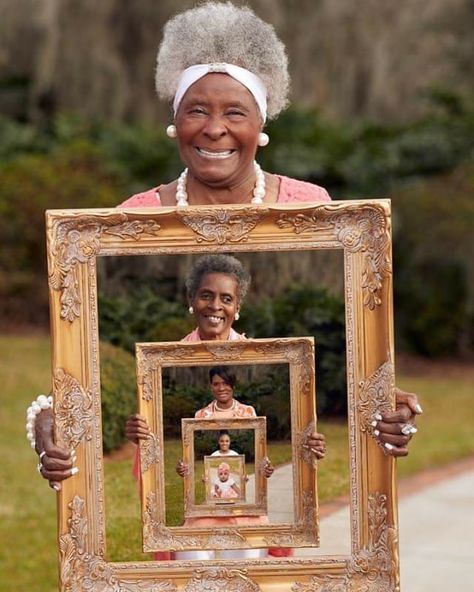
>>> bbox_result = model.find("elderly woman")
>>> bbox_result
[30,1,421,491]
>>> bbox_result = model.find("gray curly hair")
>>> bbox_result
[186,254,251,303]
[156,1,289,120]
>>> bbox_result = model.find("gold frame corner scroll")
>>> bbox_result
[47,199,399,591]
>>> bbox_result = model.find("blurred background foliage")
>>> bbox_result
[1,94,472,445]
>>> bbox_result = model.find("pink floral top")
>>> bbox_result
[181,327,245,342]
[195,399,256,419]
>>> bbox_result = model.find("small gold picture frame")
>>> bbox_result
[136,338,319,552]
[204,454,246,504]
[182,417,267,517]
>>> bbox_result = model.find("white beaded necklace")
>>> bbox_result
[176,161,265,207]
[213,399,237,413]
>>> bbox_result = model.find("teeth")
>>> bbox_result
[207,316,223,324]
[197,148,233,159]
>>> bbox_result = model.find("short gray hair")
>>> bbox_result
[156,2,289,120]
[186,254,251,302]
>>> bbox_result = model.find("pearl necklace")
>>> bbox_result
[176,161,265,207]
[213,399,237,412]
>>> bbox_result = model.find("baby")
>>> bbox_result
[212,462,240,499]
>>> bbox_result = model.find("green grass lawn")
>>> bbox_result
[1,335,473,591]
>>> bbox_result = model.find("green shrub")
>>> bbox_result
[163,389,202,438]
[0,141,123,325]
[239,368,291,440]
[240,286,347,416]
[393,161,474,356]
[100,341,137,453]
[98,286,192,353]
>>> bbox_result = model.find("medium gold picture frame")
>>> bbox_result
[47,199,399,591]
[136,339,318,552]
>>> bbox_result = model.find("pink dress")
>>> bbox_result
[119,174,331,208]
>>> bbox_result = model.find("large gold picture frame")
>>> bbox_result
[47,200,399,591]
[136,339,318,551]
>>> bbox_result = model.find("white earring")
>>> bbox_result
[188,306,194,315]
[257,132,269,147]
[166,124,177,139]
[234,312,240,321]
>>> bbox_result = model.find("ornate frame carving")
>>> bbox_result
[47,200,398,591]
[136,340,318,551]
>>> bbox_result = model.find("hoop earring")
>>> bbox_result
[234,312,240,321]
[257,132,269,147]
[188,306,194,315]
[166,124,177,139]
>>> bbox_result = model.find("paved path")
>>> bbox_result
[259,460,474,590]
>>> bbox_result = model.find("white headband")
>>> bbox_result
[173,63,268,121]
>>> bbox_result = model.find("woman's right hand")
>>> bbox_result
[125,414,151,443]
[35,408,75,491]
[176,460,189,478]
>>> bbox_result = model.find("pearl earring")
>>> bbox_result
[188,306,194,315]
[166,124,177,139]
[234,312,240,321]
[257,132,269,147]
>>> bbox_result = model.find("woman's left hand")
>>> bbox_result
[263,457,274,478]
[305,432,326,460]
[373,388,422,457]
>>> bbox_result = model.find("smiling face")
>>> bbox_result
[218,434,231,453]
[210,374,234,408]
[175,73,262,192]
[217,465,230,482]
[191,272,240,340]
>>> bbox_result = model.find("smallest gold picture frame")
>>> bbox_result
[136,337,319,553]
[204,455,246,504]
[182,417,267,518]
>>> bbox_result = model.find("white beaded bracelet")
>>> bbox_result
[26,395,53,450]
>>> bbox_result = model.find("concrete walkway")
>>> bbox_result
[259,461,474,590]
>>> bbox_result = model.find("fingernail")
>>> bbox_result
[384,443,394,451]
[374,429,380,436]
[409,426,418,434]
[371,420,378,427]
[374,413,382,421]
[71,467,79,476]
[53,483,60,491]
[415,404,423,414]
